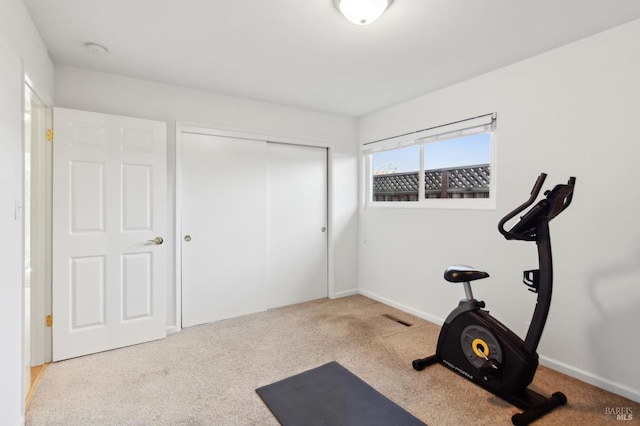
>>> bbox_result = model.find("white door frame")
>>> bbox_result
[24,76,52,368]
[175,122,335,331]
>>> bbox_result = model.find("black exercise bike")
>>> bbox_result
[413,173,576,425]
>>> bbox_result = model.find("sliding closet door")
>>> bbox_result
[180,133,267,327]
[180,132,329,327]
[267,143,328,308]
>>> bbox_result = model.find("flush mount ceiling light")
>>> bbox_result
[84,42,108,55]
[333,0,393,25]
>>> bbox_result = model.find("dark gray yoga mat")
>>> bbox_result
[256,361,425,426]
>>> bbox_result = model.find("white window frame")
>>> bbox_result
[362,113,497,210]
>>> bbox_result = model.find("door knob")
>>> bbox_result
[148,236,164,245]
[321,227,326,232]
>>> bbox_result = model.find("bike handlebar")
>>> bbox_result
[498,173,547,240]
[498,173,576,241]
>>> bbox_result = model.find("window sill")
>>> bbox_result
[364,198,496,211]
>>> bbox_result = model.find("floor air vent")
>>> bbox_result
[382,314,412,327]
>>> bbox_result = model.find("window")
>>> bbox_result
[363,114,496,209]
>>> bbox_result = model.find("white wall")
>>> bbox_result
[358,19,640,402]
[55,66,360,329]
[0,0,54,423]
[8,1,638,417]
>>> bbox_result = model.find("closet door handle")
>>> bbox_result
[148,236,164,245]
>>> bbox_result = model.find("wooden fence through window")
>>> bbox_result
[372,164,490,202]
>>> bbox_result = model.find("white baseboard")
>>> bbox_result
[358,289,640,403]
[358,289,445,326]
[539,355,640,403]
[166,325,180,335]
[332,289,359,298]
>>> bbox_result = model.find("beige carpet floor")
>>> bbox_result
[26,295,639,425]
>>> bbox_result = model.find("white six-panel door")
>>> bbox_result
[52,108,167,361]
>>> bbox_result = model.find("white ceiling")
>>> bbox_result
[23,0,640,117]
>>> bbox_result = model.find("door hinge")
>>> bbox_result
[46,129,54,142]
[46,315,53,327]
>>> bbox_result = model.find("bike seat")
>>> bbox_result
[444,265,489,283]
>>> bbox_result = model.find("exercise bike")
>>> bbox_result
[412,173,575,425]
